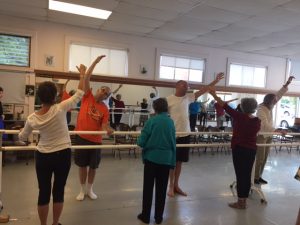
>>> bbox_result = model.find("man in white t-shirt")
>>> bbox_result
[148,86,159,115]
[167,73,224,197]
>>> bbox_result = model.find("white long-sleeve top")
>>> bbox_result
[19,89,84,153]
[148,88,159,114]
[256,86,287,137]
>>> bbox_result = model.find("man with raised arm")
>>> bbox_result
[74,55,114,201]
[148,86,159,115]
[254,76,295,184]
[167,72,224,197]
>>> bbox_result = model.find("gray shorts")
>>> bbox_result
[74,135,101,169]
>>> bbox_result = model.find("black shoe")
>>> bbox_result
[254,179,260,184]
[137,213,150,224]
[259,177,268,184]
[155,216,163,224]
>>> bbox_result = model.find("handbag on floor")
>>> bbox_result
[295,166,300,181]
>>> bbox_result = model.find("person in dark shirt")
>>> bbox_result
[139,98,148,127]
[189,99,200,131]
[209,88,261,209]
[111,94,125,126]
[0,87,7,140]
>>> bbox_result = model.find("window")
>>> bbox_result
[69,43,128,76]
[0,34,31,67]
[159,55,205,82]
[228,63,266,88]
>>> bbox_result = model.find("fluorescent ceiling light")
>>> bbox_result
[49,0,112,20]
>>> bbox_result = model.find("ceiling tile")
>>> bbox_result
[148,28,199,42]
[113,2,179,21]
[187,5,249,23]
[107,13,164,28]
[205,0,277,16]
[120,0,193,13]
[47,11,105,29]
[261,26,300,44]
[223,39,280,52]
[199,25,269,43]
[187,36,234,47]
[162,16,228,34]
[102,21,154,35]
[255,6,300,26]
[281,0,300,13]
[254,44,300,57]
[234,16,295,32]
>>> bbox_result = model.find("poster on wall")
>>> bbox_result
[2,103,14,114]
[25,85,35,96]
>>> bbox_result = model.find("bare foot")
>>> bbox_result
[174,187,187,196]
[167,189,175,197]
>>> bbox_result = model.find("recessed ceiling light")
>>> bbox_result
[48,0,112,20]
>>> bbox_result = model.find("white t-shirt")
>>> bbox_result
[19,89,84,153]
[167,93,194,136]
[148,89,159,114]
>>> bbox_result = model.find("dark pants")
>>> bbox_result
[199,112,207,127]
[35,149,71,205]
[66,111,71,125]
[114,113,122,125]
[189,114,197,131]
[142,160,170,221]
[232,146,256,198]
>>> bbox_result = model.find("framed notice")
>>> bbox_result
[2,103,14,114]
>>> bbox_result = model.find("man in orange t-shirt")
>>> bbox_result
[74,55,114,201]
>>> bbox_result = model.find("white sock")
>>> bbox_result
[87,183,97,200]
[76,184,86,201]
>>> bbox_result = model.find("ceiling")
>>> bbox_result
[2,0,300,59]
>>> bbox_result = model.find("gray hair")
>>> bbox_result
[240,98,258,114]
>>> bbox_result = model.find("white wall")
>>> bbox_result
[0,14,297,109]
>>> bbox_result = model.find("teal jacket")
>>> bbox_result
[137,112,176,167]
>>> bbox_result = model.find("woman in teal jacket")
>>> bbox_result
[137,98,176,224]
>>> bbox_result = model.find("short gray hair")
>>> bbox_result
[240,98,258,114]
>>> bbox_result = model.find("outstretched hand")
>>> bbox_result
[215,72,225,81]
[287,76,295,83]
[95,55,106,63]
[76,64,87,75]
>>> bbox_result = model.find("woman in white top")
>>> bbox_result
[19,64,87,225]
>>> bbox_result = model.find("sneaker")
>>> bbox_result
[87,190,98,200]
[76,192,85,201]
[228,201,247,209]
[137,213,150,224]
[254,179,260,184]
[259,177,268,184]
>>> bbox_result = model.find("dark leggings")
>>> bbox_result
[232,146,256,198]
[35,149,71,205]
[142,160,170,221]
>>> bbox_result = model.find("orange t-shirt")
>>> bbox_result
[75,90,109,143]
